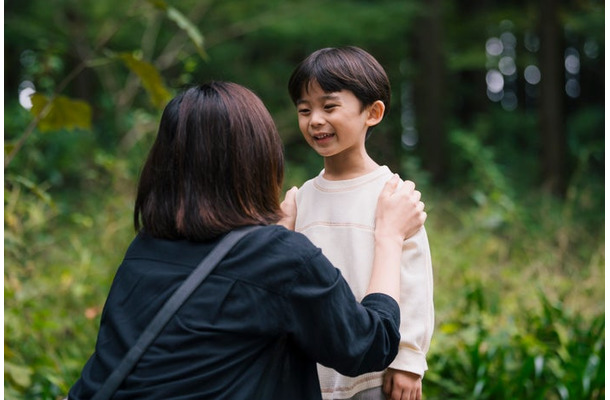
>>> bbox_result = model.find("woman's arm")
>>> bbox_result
[366,175,426,302]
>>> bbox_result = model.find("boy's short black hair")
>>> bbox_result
[288,46,391,125]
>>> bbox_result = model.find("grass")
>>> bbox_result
[421,176,604,399]
[4,164,605,399]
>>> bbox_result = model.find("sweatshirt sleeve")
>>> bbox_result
[389,226,435,377]
[284,249,401,377]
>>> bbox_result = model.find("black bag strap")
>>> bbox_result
[92,225,263,400]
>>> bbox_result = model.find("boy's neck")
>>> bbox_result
[322,154,379,181]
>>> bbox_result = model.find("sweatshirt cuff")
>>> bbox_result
[388,346,428,377]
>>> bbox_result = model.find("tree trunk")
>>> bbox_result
[538,0,567,196]
[411,0,447,183]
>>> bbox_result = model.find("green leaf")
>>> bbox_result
[8,174,55,206]
[119,53,172,109]
[148,0,208,60]
[30,94,92,132]
[166,7,208,60]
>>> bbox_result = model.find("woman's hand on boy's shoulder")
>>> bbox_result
[376,175,426,241]
[277,186,299,230]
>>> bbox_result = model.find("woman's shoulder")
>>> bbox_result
[240,225,326,271]
[219,225,329,291]
[246,225,319,257]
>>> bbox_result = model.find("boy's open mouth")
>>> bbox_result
[313,133,335,141]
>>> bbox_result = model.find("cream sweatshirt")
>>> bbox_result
[295,166,434,399]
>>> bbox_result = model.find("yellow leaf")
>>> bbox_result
[120,53,172,109]
[30,94,92,132]
[147,0,167,10]
[4,361,33,388]
[440,322,460,334]
[4,142,15,156]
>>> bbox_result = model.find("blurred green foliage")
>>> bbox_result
[4,0,604,398]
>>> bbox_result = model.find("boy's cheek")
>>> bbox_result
[298,122,310,135]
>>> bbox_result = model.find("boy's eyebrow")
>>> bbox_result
[321,94,341,101]
[296,94,341,105]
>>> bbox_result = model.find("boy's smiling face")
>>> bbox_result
[296,80,376,159]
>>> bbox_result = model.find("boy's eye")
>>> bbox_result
[297,108,310,115]
[324,104,337,110]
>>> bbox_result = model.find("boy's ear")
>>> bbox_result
[366,100,385,127]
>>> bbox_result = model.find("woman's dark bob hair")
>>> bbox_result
[134,81,285,241]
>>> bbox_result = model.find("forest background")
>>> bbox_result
[4,0,605,399]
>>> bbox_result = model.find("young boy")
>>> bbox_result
[288,46,434,400]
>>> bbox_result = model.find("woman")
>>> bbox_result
[68,81,426,399]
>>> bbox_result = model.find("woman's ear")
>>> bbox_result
[366,100,385,127]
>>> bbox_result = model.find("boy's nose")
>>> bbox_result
[309,110,325,127]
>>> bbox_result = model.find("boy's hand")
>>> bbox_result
[382,368,422,400]
[376,175,426,242]
[277,186,298,230]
